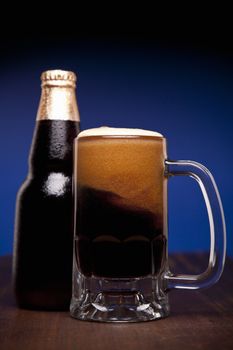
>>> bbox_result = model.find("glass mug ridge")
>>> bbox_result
[70,127,226,322]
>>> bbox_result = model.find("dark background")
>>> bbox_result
[0,17,232,257]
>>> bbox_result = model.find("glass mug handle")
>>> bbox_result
[165,160,226,290]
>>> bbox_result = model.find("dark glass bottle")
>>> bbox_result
[13,70,80,310]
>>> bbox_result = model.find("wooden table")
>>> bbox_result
[0,254,233,350]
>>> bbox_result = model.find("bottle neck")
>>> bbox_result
[36,85,80,122]
[29,120,80,176]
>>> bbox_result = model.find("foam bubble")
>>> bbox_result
[78,126,163,138]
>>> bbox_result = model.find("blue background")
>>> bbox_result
[0,35,232,257]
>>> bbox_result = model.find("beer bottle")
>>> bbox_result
[13,70,80,310]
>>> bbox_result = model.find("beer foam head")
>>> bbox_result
[78,126,163,138]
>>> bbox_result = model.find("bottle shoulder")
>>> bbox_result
[17,172,72,199]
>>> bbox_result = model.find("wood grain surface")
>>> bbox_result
[0,254,232,350]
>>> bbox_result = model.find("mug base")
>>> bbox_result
[70,275,169,322]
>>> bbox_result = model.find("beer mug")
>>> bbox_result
[70,127,226,322]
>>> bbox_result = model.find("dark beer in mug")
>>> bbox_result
[74,132,167,279]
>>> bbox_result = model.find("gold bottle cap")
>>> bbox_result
[41,69,77,87]
[37,69,80,121]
